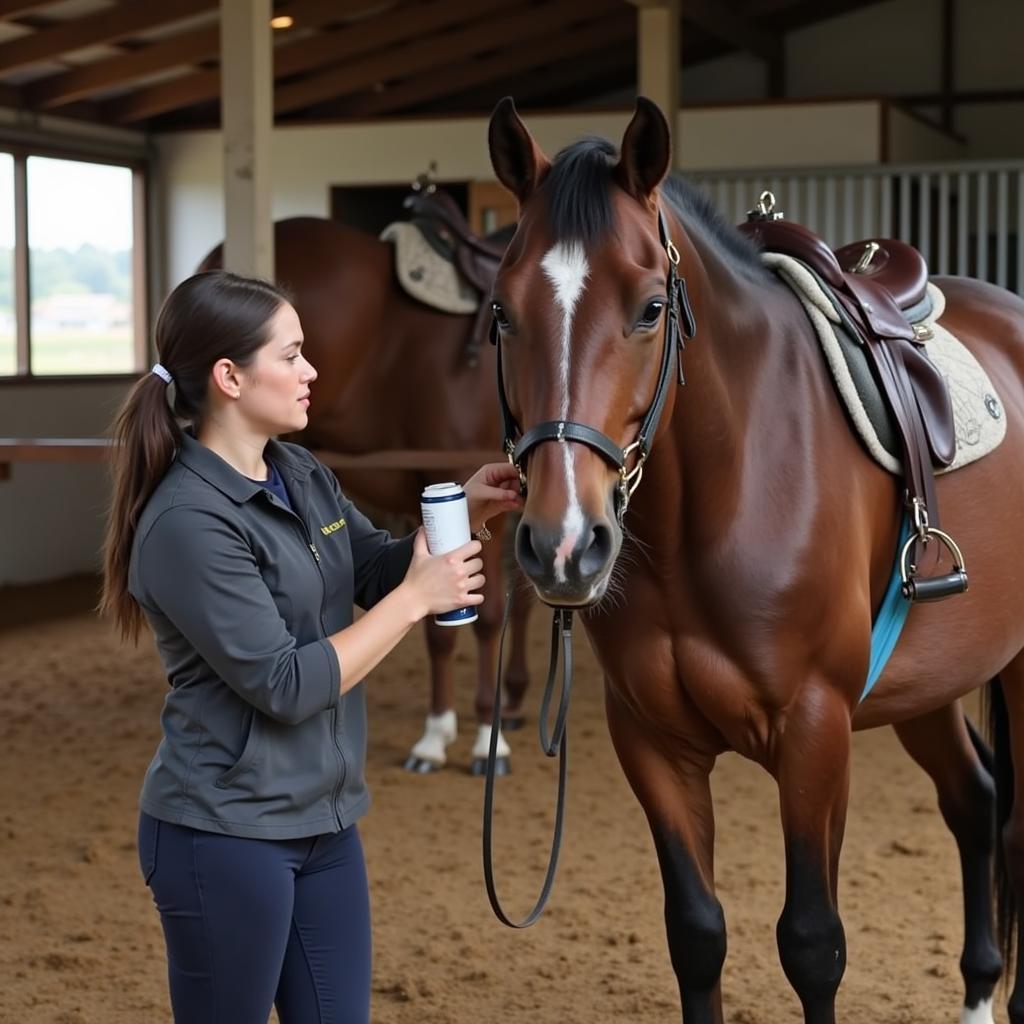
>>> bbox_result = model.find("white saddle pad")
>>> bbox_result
[765,252,1006,475]
[380,221,480,316]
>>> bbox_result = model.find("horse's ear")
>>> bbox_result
[488,96,551,203]
[615,96,672,202]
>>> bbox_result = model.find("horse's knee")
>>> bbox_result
[776,899,846,1002]
[653,831,726,991]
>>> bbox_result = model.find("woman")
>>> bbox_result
[100,270,522,1024]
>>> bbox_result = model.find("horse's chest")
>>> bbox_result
[590,624,774,759]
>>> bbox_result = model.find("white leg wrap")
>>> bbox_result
[960,998,995,1024]
[472,723,511,760]
[409,710,458,765]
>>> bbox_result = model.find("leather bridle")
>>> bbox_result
[482,205,697,928]
[491,208,696,525]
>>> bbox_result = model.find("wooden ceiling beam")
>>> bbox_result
[24,0,390,110]
[682,0,781,62]
[339,12,632,117]
[103,0,513,123]
[0,1,58,18]
[25,25,218,108]
[275,0,622,115]
[0,0,215,76]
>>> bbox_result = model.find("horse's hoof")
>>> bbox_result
[403,755,443,774]
[470,756,510,777]
[501,715,525,732]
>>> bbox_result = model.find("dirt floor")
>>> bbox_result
[0,575,1008,1023]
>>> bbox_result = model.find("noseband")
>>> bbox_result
[490,207,697,523]
[482,207,698,929]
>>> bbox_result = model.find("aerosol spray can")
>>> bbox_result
[420,482,478,626]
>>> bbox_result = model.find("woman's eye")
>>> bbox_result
[492,302,511,329]
[638,300,665,327]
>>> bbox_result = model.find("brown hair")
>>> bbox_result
[100,270,291,641]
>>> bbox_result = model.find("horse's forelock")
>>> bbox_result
[542,137,618,247]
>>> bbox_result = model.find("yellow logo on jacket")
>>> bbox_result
[320,518,346,536]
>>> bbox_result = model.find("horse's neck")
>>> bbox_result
[634,225,824,550]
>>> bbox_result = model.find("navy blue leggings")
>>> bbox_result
[138,812,371,1024]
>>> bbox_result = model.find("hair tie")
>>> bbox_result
[151,362,173,386]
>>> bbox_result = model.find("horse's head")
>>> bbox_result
[488,97,692,607]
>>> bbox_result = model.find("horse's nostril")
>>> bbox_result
[515,521,545,578]
[579,522,614,580]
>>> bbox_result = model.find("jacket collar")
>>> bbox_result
[176,432,313,505]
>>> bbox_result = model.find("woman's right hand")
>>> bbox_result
[402,528,485,619]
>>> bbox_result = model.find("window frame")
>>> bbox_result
[0,140,149,383]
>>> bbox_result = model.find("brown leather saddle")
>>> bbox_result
[739,201,966,602]
[403,189,509,366]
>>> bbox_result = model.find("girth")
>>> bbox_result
[739,192,966,602]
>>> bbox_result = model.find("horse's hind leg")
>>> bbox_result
[605,684,726,1024]
[988,656,1024,1024]
[893,701,1002,1022]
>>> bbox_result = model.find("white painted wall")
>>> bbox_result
[0,381,130,585]
[157,102,903,287]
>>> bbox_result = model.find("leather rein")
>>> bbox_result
[482,207,696,927]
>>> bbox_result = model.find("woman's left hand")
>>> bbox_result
[463,462,523,534]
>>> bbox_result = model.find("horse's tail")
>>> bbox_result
[985,675,1015,964]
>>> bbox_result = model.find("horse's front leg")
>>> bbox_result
[773,687,852,1024]
[606,683,726,1024]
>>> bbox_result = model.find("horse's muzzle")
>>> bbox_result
[515,514,618,605]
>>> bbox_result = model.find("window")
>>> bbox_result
[0,148,146,379]
[0,154,14,378]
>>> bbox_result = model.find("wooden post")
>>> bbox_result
[633,0,681,167]
[220,0,274,279]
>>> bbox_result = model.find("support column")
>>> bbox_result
[220,0,274,279]
[634,0,681,167]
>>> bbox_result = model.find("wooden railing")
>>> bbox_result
[0,439,504,481]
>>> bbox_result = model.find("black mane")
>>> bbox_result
[542,136,765,278]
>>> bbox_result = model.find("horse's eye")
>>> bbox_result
[492,302,511,329]
[638,300,665,328]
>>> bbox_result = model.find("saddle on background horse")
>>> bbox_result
[739,192,967,602]
[382,187,508,367]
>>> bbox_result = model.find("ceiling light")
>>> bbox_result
[270,15,294,29]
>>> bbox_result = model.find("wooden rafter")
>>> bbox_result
[340,12,632,117]
[683,0,781,62]
[25,0,390,110]
[0,0,215,77]
[0,0,55,18]
[275,0,622,115]
[403,43,636,115]
[103,0,515,123]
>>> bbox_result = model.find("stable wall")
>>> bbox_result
[0,381,128,586]
[158,99,961,288]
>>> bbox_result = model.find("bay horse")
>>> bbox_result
[198,214,531,774]
[486,96,1024,1022]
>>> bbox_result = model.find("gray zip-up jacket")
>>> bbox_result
[129,433,415,839]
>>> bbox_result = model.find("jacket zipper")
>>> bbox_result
[265,493,347,826]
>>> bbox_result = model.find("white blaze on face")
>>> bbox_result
[541,242,589,583]
[960,998,995,1024]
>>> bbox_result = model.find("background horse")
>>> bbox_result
[199,216,531,774]
[486,96,1024,1022]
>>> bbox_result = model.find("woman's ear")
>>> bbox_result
[488,96,551,204]
[210,358,242,400]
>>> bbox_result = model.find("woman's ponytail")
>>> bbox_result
[99,270,290,643]
[100,371,181,642]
